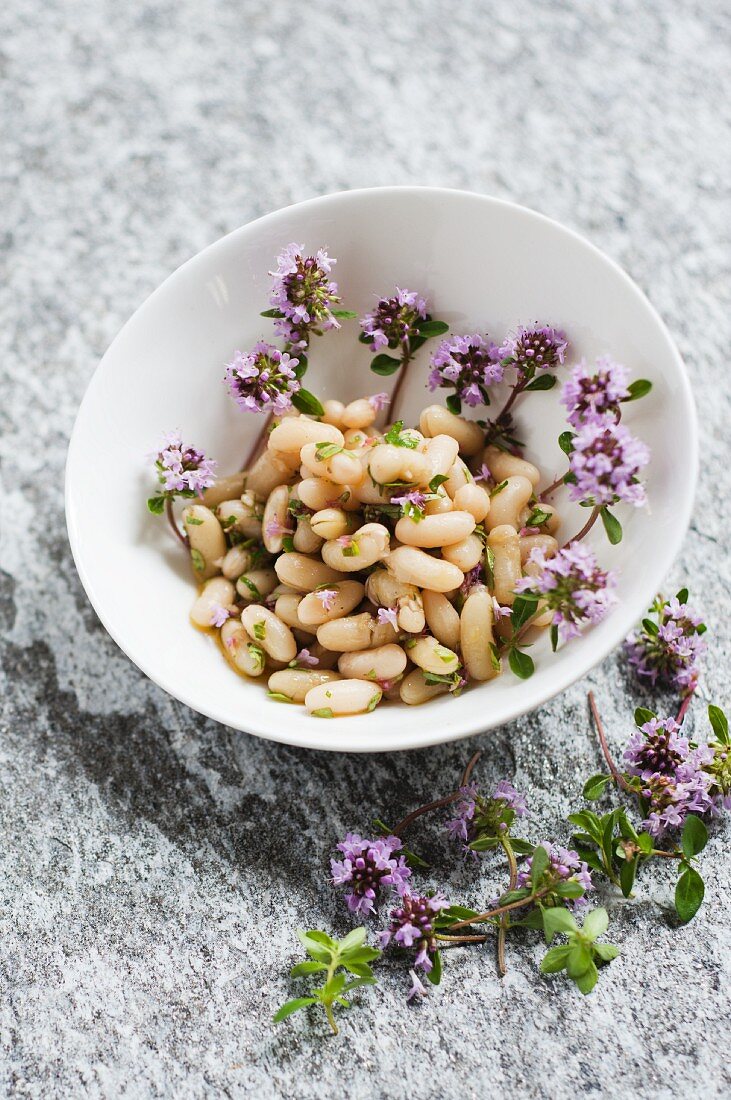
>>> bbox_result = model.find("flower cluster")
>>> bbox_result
[391,488,427,520]
[360,287,427,352]
[380,892,450,974]
[446,780,527,855]
[269,242,342,348]
[330,833,411,915]
[225,343,300,414]
[625,593,707,695]
[516,842,594,906]
[623,716,714,837]
[561,357,630,429]
[568,418,650,508]
[148,431,217,511]
[428,334,503,408]
[515,544,617,642]
[498,324,568,379]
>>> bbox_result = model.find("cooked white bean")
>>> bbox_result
[246,448,300,498]
[183,504,227,580]
[220,544,255,580]
[321,523,391,572]
[419,405,484,456]
[305,679,382,717]
[422,590,461,650]
[274,552,343,592]
[407,635,460,676]
[202,472,247,509]
[274,592,308,630]
[521,502,560,535]
[520,534,559,567]
[453,483,491,522]
[399,669,450,705]
[343,428,371,449]
[395,510,475,549]
[262,484,291,554]
[298,477,358,512]
[369,618,401,648]
[386,546,464,593]
[241,605,297,663]
[424,489,453,515]
[268,668,341,703]
[293,515,323,554]
[307,641,341,669]
[441,533,483,572]
[316,613,374,652]
[443,457,473,499]
[220,619,267,677]
[338,644,407,682]
[487,524,522,606]
[310,507,359,541]
[365,571,424,633]
[235,568,279,603]
[352,475,392,505]
[216,495,263,540]
[190,577,236,628]
[268,418,344,454]
[483,445,540,488]
[321,399,346,428]
[367,444,432,487]
[460,586,500,681]
[420,434,460,479]
[298,581,366,625]
[486,476,534,532]
[342,398,377,430]
[300,442,364,486]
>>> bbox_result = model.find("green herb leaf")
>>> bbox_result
[583,774,611,801]
[267,692,294,704]
[384,421,420,448]
[416,319,450,337]
[490,479,508,498]
[331,309,358,319]
[239,576,263,603]
[338,927,367,953]
[147,495,166,515]
[190,548,205,573]
[508,647,534,679]
[600,507,623,545]
[524,373,557,392]
[634,706,656,726]
[530,844,550,892]
[260,308,284,318]
[550,623,559,652]
[558,431,575,455]
[675,866,704,923]
[425,948,442,985]
[575,960,599,994]
[525,506,552,528]
[642,617,659,635]
[620,857,637,898]
[311,707,334,719]
[370,353,402,376]
[675,587,689,603]
[273,996,318,1022]
[623,378,653,402]
[594,942,620,964]
[314,441,344,461]
[636,832,653,855]
[582,907,609,941]
[554,880,585,899]
[708,704,729,745]
[510,593,539,631]
[291,389,325,417]
[429,474,449,493]
[680,814,708,859]
[542,906,577,941]
[540,945,571,973]
[445,393,462,415]
[290,961,327,977]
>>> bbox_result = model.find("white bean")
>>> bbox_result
[274,552,343,592]
[365,571,424,634]
[321,523,391,572]
[241,606,297,663]
[424,490,453,515]
[486,476,534,532]
[293,515,323,554]
[483,445,540,488]
[422,590,461,650]
[298,477,359,512]
[460,586,500,681]
[367,444,432,487]
[190,577,236,628]
[215,496,262,540]
[520,534,559,567]
[220,544,255,580]
[202,472,246,509]
[338,644,407,682]
[399,669,450,705]
[268,668,341,703]
[183,504,227,580]
[310,507,359,541]
[268,418,344,454]
[321,399,346,427]
[441,533,483,572]
[262,485,291,554]
[443,458,473,499]
[342,398,377,430]
[274,592,308,631]
[419,405,484,455]
[394,510,475,549]
[407,635,461,676]
[386,546,464,593]
[316,613,374,652]
[298,581,366,625]
[220,619,266,677]
[246,449,300,498]
[300,442,364,486]
[420,433,461,479]
[487,524,522,606]
[453,483,491,522]
[305,679,382,717]
[235,568,279,603]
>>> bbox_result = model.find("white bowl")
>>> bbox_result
[65,187,697,753]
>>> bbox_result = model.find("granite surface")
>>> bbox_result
[1,1,730,1096]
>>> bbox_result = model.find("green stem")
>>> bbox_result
[324,1002,338,1036]
[497,836,518,977]
[323,959,339,1035]
[449,886,551,930]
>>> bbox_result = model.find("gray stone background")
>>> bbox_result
[1,1,730,1096]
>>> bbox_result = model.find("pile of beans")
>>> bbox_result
[186,398,560,717]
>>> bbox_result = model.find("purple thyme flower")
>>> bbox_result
[446,780,528,854]
[515,544,617,642]
[474,464,492,484]
[269,243,341,348]
[391,489,427,520]
[225,343,300,415]
[368,392,391,413]
[624,717,690,780]
[460,565,484,595]
[498,324,568,379]
[314,588,337,612]
[561,356,630,430]
[568,416,650,508]
[331,833,411,916]
[380,892,450,972]
[292,648,318,668]
[492,779,528,816]
[428,334,503,407]
[516,842,594,906]
[265,518,293,541]
[360,287,427,353]
[625,594,707,695]
[152,431,218,495]
[492,597,513,621]
[406,969,428,1001]
[209,603,231,628]
[623,715,714,837]
[377,606,399,630]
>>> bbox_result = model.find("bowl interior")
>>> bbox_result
[66,188,696,752]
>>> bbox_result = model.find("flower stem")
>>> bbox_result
[241,411,273,471]
[448,886,551,930]
[460,750,481,787]
[390,791,464,837]
[165,498,188,548]
[324,1002,338,1036]
[651,848,683,859]
[564,505,600,547]
[494,378,526,423]
[588,690,632,792]
[497,836,518,977]
[539,472,567,501]
[676,690,695,726]
[388,346,413,423]
[435,933,489,944]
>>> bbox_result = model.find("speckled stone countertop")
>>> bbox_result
[1,1,730,1096]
